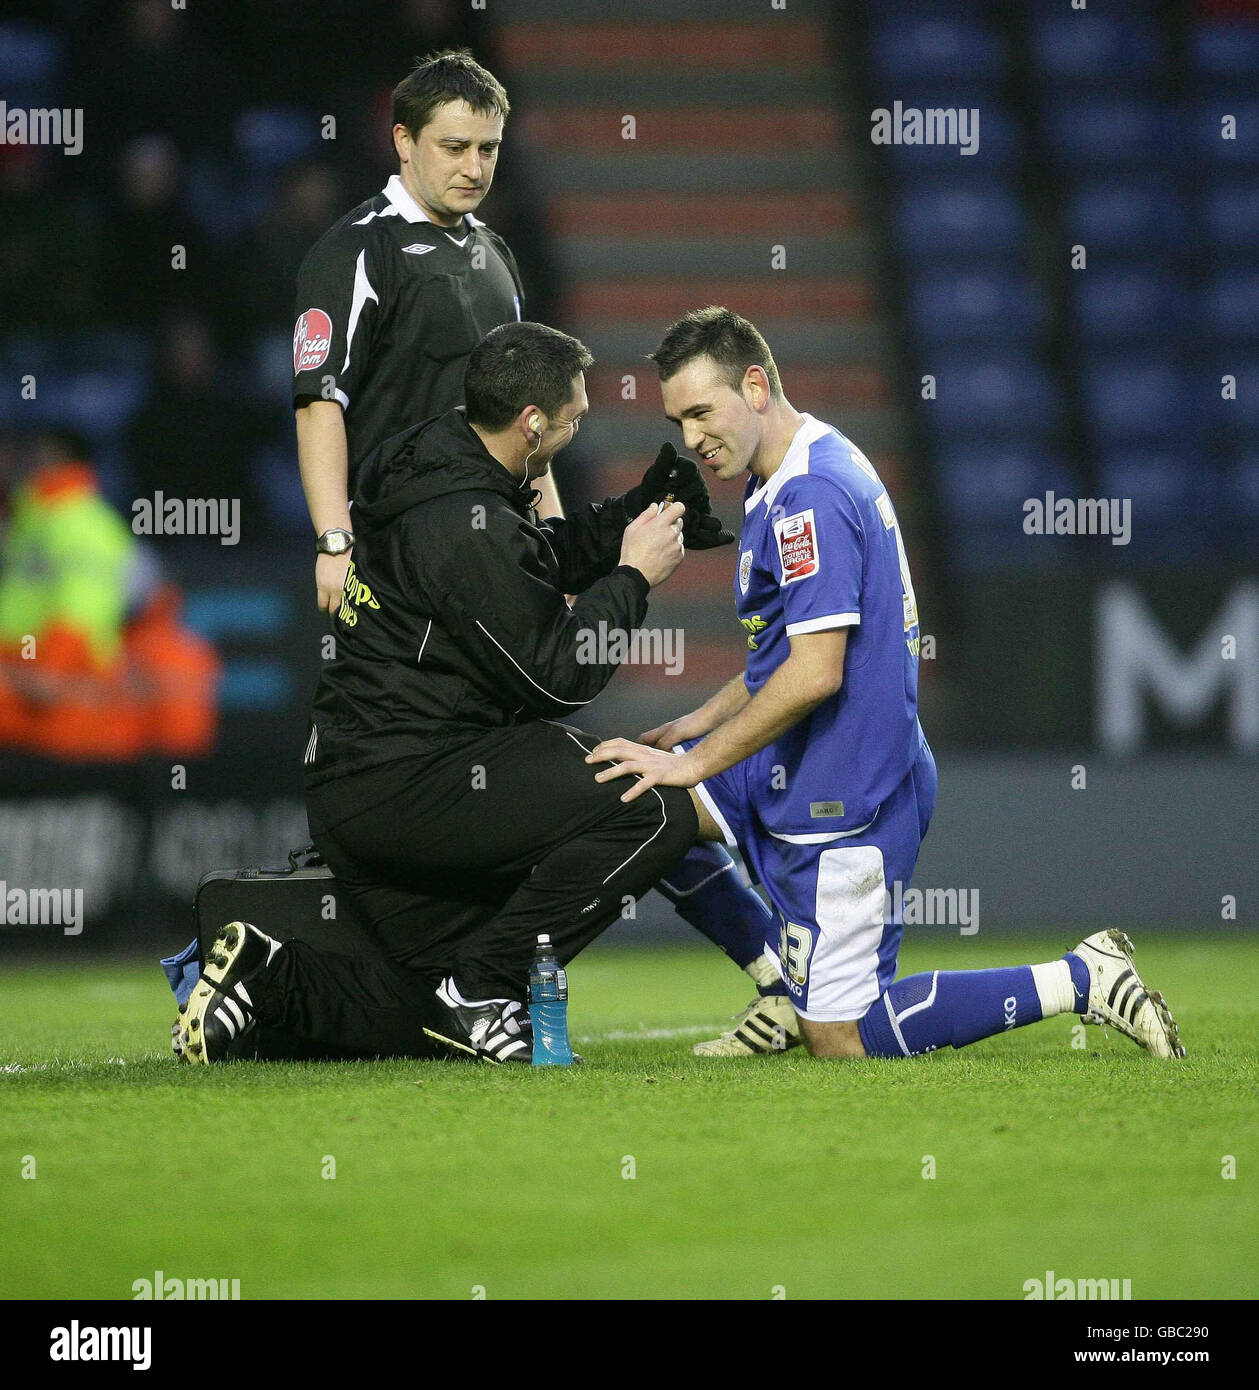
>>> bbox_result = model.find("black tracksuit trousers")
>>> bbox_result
[248,720,697,1058]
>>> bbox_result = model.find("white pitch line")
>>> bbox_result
[576,1024,719,1042]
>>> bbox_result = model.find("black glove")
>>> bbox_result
[622,444,735,550]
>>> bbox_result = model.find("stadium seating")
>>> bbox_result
[897,181,1026,260]
[908,271,1047,346]
[1068,182,1188,256]
[0,22,61,104]
[870,17,1010,87]
[1072,271,1188,345]
[866,2,1259,572]
[1030,14,1162,86]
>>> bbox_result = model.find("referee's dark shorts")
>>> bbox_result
[247,719,696,1058]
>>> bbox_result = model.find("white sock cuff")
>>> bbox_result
[745,952,783,990]
[1030,960,1074,1019]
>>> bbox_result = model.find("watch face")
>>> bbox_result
[319,531,352,555]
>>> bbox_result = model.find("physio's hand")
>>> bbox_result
[316,551,352,616]
[619,501,686,588]
[585,738,700,803]
[639,711,709,748]
[624,443,734,550]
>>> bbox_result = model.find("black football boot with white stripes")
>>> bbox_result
[1072,928,1185,1058]
[430,977,532,1064]
[176,921,280,1064]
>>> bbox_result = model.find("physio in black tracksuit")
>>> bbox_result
[254,323,713,1057]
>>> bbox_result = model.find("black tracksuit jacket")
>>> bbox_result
[303,408,648,786]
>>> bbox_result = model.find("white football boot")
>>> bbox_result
[693,991,801,1057]
[1072,929,1185,1058]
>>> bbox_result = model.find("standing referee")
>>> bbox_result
[293,49,563,613]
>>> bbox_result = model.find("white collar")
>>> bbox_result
[383,174,484,228]
[744,413,830,515]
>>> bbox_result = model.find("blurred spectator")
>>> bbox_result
[0,428,219,761]
[0,146,99,330]
[124,314,258,517]
[75,0,237,161]
[230,161,343,336]
[100,136,216,331]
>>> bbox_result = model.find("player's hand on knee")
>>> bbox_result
[620,501,686,588]
[316,551,352,615]
[585,737,698,802]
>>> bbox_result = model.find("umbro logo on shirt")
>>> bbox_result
[401,243,436,255]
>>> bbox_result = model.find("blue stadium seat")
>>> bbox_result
[1043,98,1166,169]
[927,357,1060,441]
[62,330,153,375]
[938,447,1078,520]
[235,107,319,172]
[253,442,310,535]
[1073,271,1188,344]
[1203,183,1259,252]
[0,24,61,104]
[250,331,294,403]
[1192,22,1259,79]
[897,180,1025,259]
[908,270,1046,345]
[1023,0,1152,10]
[936,446,1079,570]
[1227,364,1259,430]
[1097,454,1207,521]
[863,0,987,18]
[1202,271,1259,344]
[870,18,1008,86]
[1096,453,1216,562]
[185,156,261,244]
[1227,455,1259,527]
[1031,14,1160,86]
[1068,182,1187,256]
[882,104,1018,170]
[1187,99,1259,168]
[26,370,150,441]
[1083,360,1191,447]
[1198,362,1259,435]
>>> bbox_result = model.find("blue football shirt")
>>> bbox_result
[733,413,924,835]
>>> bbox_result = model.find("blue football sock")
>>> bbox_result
[858,965,1047,1058]
[656,844,785,994]
[1063,951,1092,1011]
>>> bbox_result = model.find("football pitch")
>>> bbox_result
[2,933,1256,1301]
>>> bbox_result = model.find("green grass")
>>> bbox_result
[1,934,1256,1300]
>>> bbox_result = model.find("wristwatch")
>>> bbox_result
[316,528,355,556]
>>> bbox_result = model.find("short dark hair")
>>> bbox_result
[648,306,783,398]
[393,48,510,138]
[464,322,594,431]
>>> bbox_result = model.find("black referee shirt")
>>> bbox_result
[292,174,525,476]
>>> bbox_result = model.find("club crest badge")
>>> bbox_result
[738,549,753,594]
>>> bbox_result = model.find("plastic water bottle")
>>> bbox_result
[529,934,573,1066]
